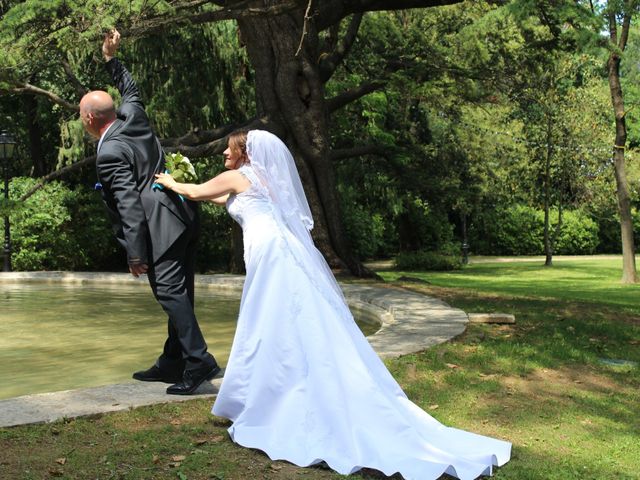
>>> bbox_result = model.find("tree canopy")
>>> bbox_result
[0,0,637,280]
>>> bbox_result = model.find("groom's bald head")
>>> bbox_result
[79,90,116,139]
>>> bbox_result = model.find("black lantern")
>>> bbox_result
[0,130,16,272]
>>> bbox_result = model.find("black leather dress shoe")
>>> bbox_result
[133,365,182,384]
[166,364,221,395]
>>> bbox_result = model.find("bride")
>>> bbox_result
[154,129,511,480]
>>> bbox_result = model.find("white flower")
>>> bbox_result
[165,152,197,183]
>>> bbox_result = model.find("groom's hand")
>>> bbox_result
[102,29,121,62]
[129,263,148,278]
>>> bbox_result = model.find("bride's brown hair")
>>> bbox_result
[228,130,249,162]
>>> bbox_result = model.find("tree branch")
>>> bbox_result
[160,116,274,148]
[318,13,362,82]
[126,1,305,37]
[295,0,315,57]
[160,124,242,148]
[608,11,618,45]
[322,21,341,54]
[326,81,385,112]
[2,82,79,112]
[174,0,212,11]
[61,57,89,99]
[20,155,96,201]
[315,0,462,30]
[619,3,632,51]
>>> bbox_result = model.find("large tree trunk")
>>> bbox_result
[237,8,375,276]
[608,52,638,284]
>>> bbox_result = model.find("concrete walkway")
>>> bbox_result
[0,272,468,428]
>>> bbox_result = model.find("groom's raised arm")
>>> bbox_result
[102,29,145,111]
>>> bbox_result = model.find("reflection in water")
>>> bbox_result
[0,283,378,399]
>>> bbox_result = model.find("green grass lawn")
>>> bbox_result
[384,257,640,314]
[1,257,639,480]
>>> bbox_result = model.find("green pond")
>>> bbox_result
[0,283,379,399]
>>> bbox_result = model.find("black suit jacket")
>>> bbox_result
[96,58,197,265]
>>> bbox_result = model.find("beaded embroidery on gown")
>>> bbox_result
[211,134,511,480]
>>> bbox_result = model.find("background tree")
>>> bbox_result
[597,0,639,283]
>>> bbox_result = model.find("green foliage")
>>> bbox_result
[1,2,255,169]
[394,250,463,271]
[554,209,599,254]
[595,205,640,253]
[399,197,457,253]
[470,204,600,255]
[7,174,240,273]
[473,204,544,255]
[57,118,86,168]
[8,177,121,271]
[620,24,640,148]
[0,197,24,217]
[196,201,234,273]
[129,22,254,138]
[340,196,388,260]
[328,4,618,262]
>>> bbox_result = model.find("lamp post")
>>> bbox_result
[0,130,16,272]
[461,213,470,265]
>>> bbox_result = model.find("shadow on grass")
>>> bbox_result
[378,279,640,479]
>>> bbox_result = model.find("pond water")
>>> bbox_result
[0,283,379,399]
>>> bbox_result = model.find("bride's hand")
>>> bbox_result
[155,172,177,190]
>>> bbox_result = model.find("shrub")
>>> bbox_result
[8,177,122,271]
[397,198,455,253]
[196,202,234,272]
[470,204,600,255]
[338,184,390,259]
[554,210,599,254]
[595,216,622,253]
[7,177,242,273]
[341,202,387,260]
[475,204,544,255]
[592,206,640,253]
[394,250,463,271]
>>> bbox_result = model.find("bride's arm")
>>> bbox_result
[208,194,230,205]
[155,171,248,201]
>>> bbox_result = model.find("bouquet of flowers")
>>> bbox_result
[164,152,197,183]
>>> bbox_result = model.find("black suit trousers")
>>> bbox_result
[147,223,215,372]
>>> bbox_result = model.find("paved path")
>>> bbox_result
[0,272,468,428]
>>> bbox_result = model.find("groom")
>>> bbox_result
[79,29,220,395]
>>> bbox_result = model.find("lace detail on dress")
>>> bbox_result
[235,164,266,198]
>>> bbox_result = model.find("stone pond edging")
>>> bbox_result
[0,272,469,428]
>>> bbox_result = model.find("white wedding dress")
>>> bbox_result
[211,161,511,480]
